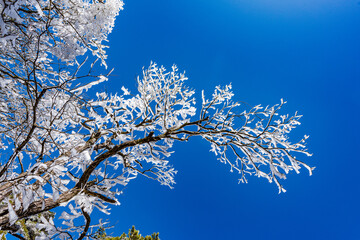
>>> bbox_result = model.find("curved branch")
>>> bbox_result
[77,208,91,240]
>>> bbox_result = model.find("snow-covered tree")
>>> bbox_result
[0,0,313,239]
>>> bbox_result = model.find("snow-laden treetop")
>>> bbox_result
[0,1,313,239]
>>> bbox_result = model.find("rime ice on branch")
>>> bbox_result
[0,0,312,239]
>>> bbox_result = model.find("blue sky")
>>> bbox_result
[102,0,360,239]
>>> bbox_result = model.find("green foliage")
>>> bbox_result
[0,231,6,240]
[95,226,160,240]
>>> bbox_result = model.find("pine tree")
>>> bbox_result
[95,226,160,240]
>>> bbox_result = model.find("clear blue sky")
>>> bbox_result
[102,0,360,239]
